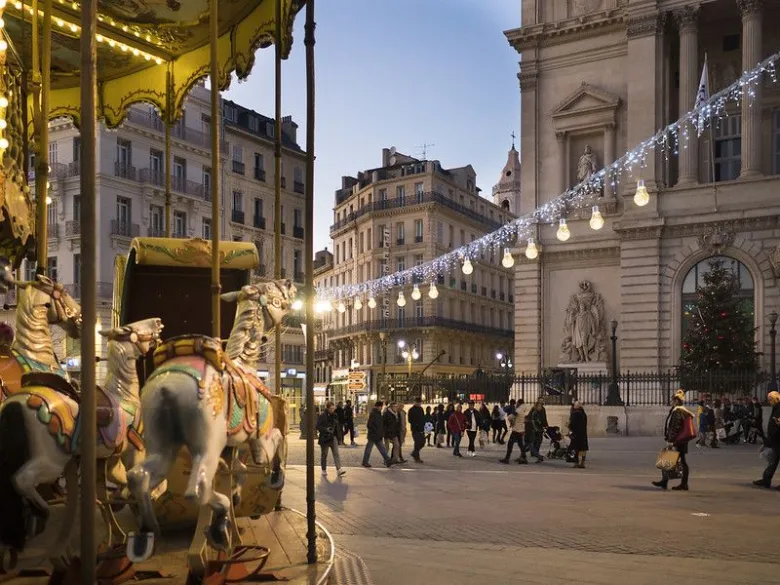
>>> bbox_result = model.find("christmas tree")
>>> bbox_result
[680,258,757,391]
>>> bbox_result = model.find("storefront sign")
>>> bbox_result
[382,225,391,318]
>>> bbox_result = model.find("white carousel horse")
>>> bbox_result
[0,318,164,560]
[126,280,295,562]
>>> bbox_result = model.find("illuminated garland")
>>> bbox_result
[315,47,780,308]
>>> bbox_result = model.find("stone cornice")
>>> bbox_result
[737,0,764,16]
[505,11,625,52]
[543,244,621,263]
[663,215,780,238]
[626,10,667,38]
[673,4,700,31]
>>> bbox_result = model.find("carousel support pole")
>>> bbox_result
[209,0,221,338]
[35,0,53,274]
[273,0,282,396]
[303,0,317,565]
[164,71,172,238]
[79,0,98,583]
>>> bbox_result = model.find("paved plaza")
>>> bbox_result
[281,435,779,585]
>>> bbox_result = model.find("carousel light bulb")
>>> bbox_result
[0,119,7,129]
[367,296,377,309]
[462,257,473,275]
[69,24,78,33]
[428,282,439,299]
[525,238,538,260]
[556,218,571,242]
[0,96,8,108]
[501,247,515,269]
[108,39,116,47]
[397,291,406,307]
[411,284,421,300]
[634,179,650,207]
[96,34,104,42]
[0,17,6,28]
[56,18,64,27]
[144,54,152,61]
[13,2,21,10]
[337,301,346,314]
[354,297,363,311]
[132,48,140,56]
[45,195,52,205]
[0,40,7,53]
[589,206,605,230]
[155,57,164,65]
[291,298,303,311]
[0,137,8,149]
[0,0,7,8]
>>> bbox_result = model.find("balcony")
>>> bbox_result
[139,169,206,199]
[148,227,165,237]
[65,220,80,238]
[114,162,136,180]
[294,271,305,283]
[124,108,212,150]
[111,220,140,238]
[232,209,245,224]
[254,216,266,230]
[293,180,304,194]
[140,168,165,187]
[396,238,405,246]
[64,282,115,300]
[314,349,333,362]
[232,160,245,175]
[47,224,59,241]
[254,168,266,182]
[293,225,304,239]
[414,235,423,243]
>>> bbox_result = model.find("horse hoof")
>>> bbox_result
[205,513,231,552]
[126,532,155,563]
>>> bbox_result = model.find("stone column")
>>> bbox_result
[738,0,764,178]
[675,6,699,186]
[603,123,616,199]
[556,132,567,193]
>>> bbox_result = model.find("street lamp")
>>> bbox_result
[399,339,419,376]
[605,319,623,406]
[769,311,778,391]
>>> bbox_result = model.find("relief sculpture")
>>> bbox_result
[559,281,607,363]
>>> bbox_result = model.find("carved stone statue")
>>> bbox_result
[559,280,607,363]
[577,145,598,183]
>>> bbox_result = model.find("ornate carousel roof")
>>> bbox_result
[3,0,305,126]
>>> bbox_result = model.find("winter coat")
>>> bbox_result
[447,411,466,434]
[766,403,780,448]
[664,406,694,445]
[316,411,338,446]
[529,407,547,433]
[436,408,447,432]
[408,405,426,433]
[398,408,408,443]
[366,408,384,442]
[568,408,589,452]
[335,406,345,425]
[344,405,354,423]
[383,409,400,440]
[463,408,482,432]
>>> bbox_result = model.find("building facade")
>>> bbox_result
[4,84,307,386]
[506,0,780,374]
[320,147,517,401]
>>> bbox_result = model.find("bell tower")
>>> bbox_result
[492,138,522,216]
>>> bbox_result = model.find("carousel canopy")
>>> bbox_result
[3,0,305,126]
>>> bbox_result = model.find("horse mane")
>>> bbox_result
[225,298,262,367]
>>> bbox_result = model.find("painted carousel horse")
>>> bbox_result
[0,318,164,565]
[127,280,295,563]
[0,264,82,403]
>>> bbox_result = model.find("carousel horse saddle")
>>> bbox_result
[222,359,275,436]
[153,334,225,373]
[22,372,115,427]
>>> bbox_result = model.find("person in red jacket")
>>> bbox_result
[447,402,466,458]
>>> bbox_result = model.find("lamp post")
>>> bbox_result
[379,332,388,401]
[606,319,623,406]
[496,351,513,401]
[769,311,778,391]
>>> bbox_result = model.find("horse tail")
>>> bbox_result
[0,399,30,550]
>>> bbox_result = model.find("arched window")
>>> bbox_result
[681,256,754,338]
[501,199,510,212]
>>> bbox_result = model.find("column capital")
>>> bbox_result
[674,5,700,31]
[737,0,763,17]
[604,122,617,133]
[555,131,567,142]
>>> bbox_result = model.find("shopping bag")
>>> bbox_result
[436,432,445,446]
[716,428,727,440]
[655,448,680,471]
[478,430,488,448]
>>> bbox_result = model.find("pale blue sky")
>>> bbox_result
[225,0,521,252]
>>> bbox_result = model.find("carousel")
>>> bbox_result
[0,1,326,584]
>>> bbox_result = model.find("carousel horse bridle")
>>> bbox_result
[28,277,82,326]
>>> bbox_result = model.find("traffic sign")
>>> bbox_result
[348,371,366,391]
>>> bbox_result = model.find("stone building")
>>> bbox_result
[321,147,516,400]
[505,0,780,374]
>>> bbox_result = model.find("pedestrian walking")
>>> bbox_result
[317,401,346,476]
[448,402,466,457]
[444,402,455,447]
[490,404,501,444]
[464,401,482,457]
[695,401,710,448]
[569,401,589,469]
[344,399,356,446]
[335,401,346,446]
[753,391,780,489]
[712,398,724,448]
[409,397,426,463]
[435,403,447,448]
[362,401,393,468]
[499,398,528,464]
[383,402,403,463]
[653,390,695,491]
[424,405,435,446]
[398,403,408,459]
[527,399,547,463]
[745,396,765,444]
[498,401,509,443]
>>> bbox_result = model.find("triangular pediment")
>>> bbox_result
[552,82,622,117]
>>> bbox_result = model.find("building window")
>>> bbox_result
[73,254,81,287]
[149,149,163,183]
[396,222,405,244]
[47,257,58,282]
[397,305,405,328]
[681,256,754,338]
[415,301,423,320]
[293,250,302,279]
[294,208,302,228]
[173,156,186,190]
[397,185,406,206]
[415,182,424,203]
[224,103,237,122]
[150,205,164,236]
[48,141,58,165]
[414,219,423,242]
[233,190,243,211]
[72,137,80,164]
[714,114,741,182]
[248,116,260,132]
[173,211,187,238]
[202,218,211,240]
[397,256,406,272]
[773,110,780,174]
[232,144,243,162]
[47,198,58,228]
[203,166,211,196]
[116,138,132,173]
[73,195,81,221]
[116,196,131,226]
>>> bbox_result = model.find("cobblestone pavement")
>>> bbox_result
[281,436,779,584]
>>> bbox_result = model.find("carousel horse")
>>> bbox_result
[0,318,164,561]
[0,264,82,403]
[126,280,295,563]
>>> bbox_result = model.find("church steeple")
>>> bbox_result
[492,140,522,216]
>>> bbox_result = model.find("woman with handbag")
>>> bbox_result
[653,389,695,491]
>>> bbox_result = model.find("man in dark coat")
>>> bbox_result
[754,391,780,489]
[408,397,426,463]
[362,401,392,468]
[568,401,589,469]
[344,400,356,446]
[383,403,403,463]
[316,401,346,476]
[335,402,346,445]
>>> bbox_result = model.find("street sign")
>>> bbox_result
[348,371,367,391]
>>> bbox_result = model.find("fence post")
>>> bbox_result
[625,370,630,407]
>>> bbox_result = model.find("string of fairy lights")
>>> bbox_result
[313,47,780,314]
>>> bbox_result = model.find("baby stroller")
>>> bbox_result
[544,426,572,460]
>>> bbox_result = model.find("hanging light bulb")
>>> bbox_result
[367,296,377,309]
[411,284,421,300]
[501,247,515,269]
[525,238,538,260]
[45,195,52,205]
[589,206,605,230]
[0,137,8,149]
[556,218,571,242]
[428,282,439,299]
[291,298,303,311]
[634,179,650,207]
[337,301,346,313]
[0,119,7,130]
[397,291,407,307]
[462,257,473,275]
[354,297,363,311]
[315,300,331,314]
[0,96,8,108]
[0,40,7,53]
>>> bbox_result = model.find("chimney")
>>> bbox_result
[281,115,298,144]
[382,148,391,167]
